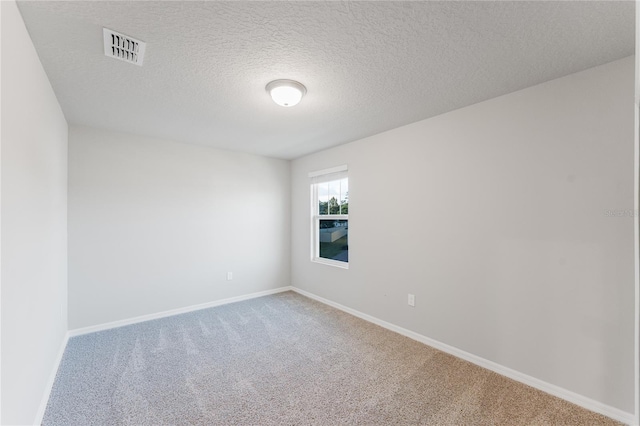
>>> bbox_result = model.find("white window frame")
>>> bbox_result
[309,165,349,269]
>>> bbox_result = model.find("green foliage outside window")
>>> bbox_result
[318,191,348,215]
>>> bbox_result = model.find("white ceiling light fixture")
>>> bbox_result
[266,79,307,107]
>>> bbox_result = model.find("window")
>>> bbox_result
[310,166,348,268]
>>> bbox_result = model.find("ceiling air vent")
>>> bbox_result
[103,28,146,66]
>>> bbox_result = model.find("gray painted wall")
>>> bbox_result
[1,1,69,423]
[68,126,291,329]
[291,57,635,413]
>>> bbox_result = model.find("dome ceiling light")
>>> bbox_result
[266,79,307,107]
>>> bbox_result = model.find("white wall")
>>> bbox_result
[1,1,69,424]
[292,57,635,414]
[68,126,290,329]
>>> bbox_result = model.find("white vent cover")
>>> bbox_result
[103,28,146,66]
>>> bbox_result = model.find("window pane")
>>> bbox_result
[328,180,340,214]
[319,219,348,263]
[318,183,329,215]
[339,178,349,214]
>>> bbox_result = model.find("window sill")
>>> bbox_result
[312,257,349,269]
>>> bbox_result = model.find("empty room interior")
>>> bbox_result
[2,1,639,425]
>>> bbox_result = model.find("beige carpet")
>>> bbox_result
[44,291,621,425]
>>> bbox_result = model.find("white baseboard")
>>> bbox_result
[68,286,293,337]
[34,330,70,425]
[291,287,635,425]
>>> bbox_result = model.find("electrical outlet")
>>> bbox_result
[227,272,233,281]
[408,294,415,307]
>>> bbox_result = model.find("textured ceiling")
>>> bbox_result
[16,1,634,159]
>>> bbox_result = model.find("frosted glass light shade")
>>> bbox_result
[266,79,307,107]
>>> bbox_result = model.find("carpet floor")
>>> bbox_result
[44,291,621,425]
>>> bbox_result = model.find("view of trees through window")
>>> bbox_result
[318,193,348,215]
